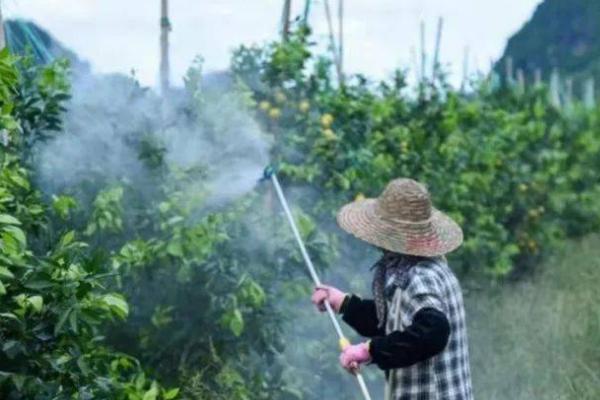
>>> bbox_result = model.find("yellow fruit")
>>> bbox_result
[320,113,334,128]
[274,91,287,104]
[269,108,281,119]
[528,209,539,219]
[259,101,271,111]
[322,128,337,141]
[355,193,366,202]
[299,100,310,113]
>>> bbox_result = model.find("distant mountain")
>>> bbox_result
[5,19,90,73]
[497,0,600,89]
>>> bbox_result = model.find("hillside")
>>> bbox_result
[497,0,600,88]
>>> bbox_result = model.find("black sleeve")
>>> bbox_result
[369,307,450,370]
[340,294,385,338]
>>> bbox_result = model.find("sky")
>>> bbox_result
[2,0,544,88]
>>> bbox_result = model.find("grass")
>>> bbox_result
[467,236,600,399]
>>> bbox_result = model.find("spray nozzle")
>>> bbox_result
[261,165,276,182]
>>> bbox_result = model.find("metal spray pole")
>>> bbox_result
[264,168,373,400]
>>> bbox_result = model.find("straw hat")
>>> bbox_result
[337,178,463,257]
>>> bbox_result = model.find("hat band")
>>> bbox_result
[380,214,434,226]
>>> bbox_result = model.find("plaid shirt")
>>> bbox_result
[384,258,473,400]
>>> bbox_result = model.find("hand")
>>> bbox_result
[311,284,347,313]
[340,342,371,373]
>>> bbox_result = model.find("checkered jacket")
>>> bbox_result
[384,258,473,400]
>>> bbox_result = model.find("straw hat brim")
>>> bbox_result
[337,198,463,257]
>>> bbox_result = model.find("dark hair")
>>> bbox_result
[376,247,436,266]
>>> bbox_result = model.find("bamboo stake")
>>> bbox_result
[323,0,343,87]
[420,20,426,83]
[516,68,525,92]
[432,17,444,82]
[160,0,171,95]
[0,1,6,50]
[461,46,469,91]
[303,0,312,25]
[505,56,513,85]
[565,77,573,108]
[281,0,292,41]
[338,0,344,82]
[584,77,595,109]
[534,68,542,87]
[410,46,420,83]
[549,69,561,108]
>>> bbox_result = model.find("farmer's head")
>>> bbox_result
[336,178,463,257]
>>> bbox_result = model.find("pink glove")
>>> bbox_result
[311,284,347,313]
[340,342,372,372]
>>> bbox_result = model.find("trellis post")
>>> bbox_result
[160,0,171,95]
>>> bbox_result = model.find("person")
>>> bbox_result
[311,178,473,400]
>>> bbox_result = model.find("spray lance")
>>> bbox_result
[261,166,373,400]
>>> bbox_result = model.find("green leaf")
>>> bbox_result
[28,295,43,313]
[23,280,54,290]
[142,381,159,400]
[102,293,129,319]
[3,225,26,247]
[0,214,20,225]
[0,266,14,280]
[163,388,180,399]
[0,312,20,322]
[0,232,20,258]
[58,231,75,248]
[166,241,184,258]
[52,195,77,219]
[295,210,316,239]
[3,340,21,359]
[54,306,73,335]
[0,280,6,296]
[11,374,25,391]
[69,309,79,333]
[229,309,244,337]
[55,354,72,365]
[9,174,29,190]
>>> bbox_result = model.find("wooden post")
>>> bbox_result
[534,68,542,86]
[505,56,513,85]
[281,0,292,41]
[549,69,561,108]
[338,0,344,81]
[410,46,420,82]
[303,0,312,25]
[461,46,469,91]
[565,77,573,108]
[160,0,171,95]
[0,1,6,50]
[516,69,525,92]
[420,20,426,83]
[584,77,595,109]
[323,0,343,87]
[432,17,444,82]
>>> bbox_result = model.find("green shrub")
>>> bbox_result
[0,47,173,400]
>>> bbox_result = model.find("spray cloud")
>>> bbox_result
[35,66,270,206]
